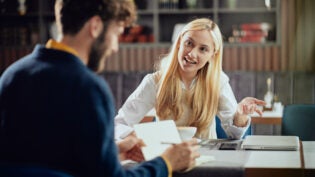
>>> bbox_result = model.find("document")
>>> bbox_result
[134,120,181,160]
[134,120,215,169]
[115,123,134,140]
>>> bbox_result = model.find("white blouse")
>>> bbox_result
[114,71,250,140]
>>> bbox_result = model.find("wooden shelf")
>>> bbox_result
[135,0,281,44]
[218,7,277,13]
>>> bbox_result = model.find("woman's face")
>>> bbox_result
[177,29,215,76]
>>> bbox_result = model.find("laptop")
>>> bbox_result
[241,135,300,151]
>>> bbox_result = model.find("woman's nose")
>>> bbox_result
[188,48,197,58]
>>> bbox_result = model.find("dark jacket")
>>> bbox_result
[0,45,168,177]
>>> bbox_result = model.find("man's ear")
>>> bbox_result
[89,16,103,38]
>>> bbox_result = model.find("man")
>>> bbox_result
[0,0,199,177]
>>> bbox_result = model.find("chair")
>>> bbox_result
[216,116,251,139]
[282,104,315,141]
[0,165,74,177]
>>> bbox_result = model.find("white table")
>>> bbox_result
[303,141,315,169]
[303,141,315,177]
[180,140,312,177]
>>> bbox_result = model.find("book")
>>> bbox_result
[229,22,273,43]
[240,22,272,31]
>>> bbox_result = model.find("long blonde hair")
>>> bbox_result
[155,18,223,138]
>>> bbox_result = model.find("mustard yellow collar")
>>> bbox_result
[45,39,79,58]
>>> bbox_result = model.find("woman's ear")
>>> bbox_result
[89,16,103,38]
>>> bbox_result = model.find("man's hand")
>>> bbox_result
[161,138,200,171]
[117,133,145,162]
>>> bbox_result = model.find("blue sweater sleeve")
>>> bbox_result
[74,78,169,177]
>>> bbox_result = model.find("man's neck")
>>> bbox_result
[59,35,90,65]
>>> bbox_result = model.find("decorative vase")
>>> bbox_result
[264,78,273,109]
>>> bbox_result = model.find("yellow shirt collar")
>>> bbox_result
[45,39,79,58]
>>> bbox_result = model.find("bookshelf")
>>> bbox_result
[109,0,284,72]
[0,0,55,72]
[0,0,281,46]
[132,0,281,45]
[111,0,283,72]
[0,0,282,73]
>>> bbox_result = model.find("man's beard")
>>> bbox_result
[87,28,108,73]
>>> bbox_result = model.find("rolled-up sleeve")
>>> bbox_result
[217,72,250,139]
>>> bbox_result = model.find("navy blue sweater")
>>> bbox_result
[0,45,168,177]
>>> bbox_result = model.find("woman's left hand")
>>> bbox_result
[234,97,266,127]
[237,97,266,116]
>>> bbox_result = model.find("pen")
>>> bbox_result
[160,141,204,145]
[160,141,178,145]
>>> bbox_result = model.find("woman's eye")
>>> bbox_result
[200,47,208,52]
[184,40,193,47]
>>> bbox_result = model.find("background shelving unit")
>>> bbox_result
[0,0,281,47]
[116,0,283,72]
[0,0,55,72]
[132,0,280,46]
[0,0,282,73]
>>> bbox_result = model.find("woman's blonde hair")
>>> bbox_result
[155,18,223,138]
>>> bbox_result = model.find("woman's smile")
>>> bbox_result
[183,56,197,65]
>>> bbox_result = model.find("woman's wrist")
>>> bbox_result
[233,111,249,127]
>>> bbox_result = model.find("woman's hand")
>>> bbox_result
[238,97,266,116]
[117,133,145,162]
[234,97,266,127]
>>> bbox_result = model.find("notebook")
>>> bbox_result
[241,135,300,151]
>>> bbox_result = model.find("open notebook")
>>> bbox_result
[133,120,215,169]
[241,135,300,151]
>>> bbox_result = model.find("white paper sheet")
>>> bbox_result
[134,120,181,160]
[134,120,215,169]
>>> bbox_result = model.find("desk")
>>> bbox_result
[303,141,315,177]
[251,117,282,125]
[174,141,314,177]
[251,110,283,135]
[251,110,282,125]
[245,150,302,177]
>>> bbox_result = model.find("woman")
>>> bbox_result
[115,18,265,140]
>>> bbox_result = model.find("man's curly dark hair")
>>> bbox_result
[55,0,137,35]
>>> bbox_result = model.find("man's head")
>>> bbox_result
[55,0,136,36]
[55,0,137,72]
